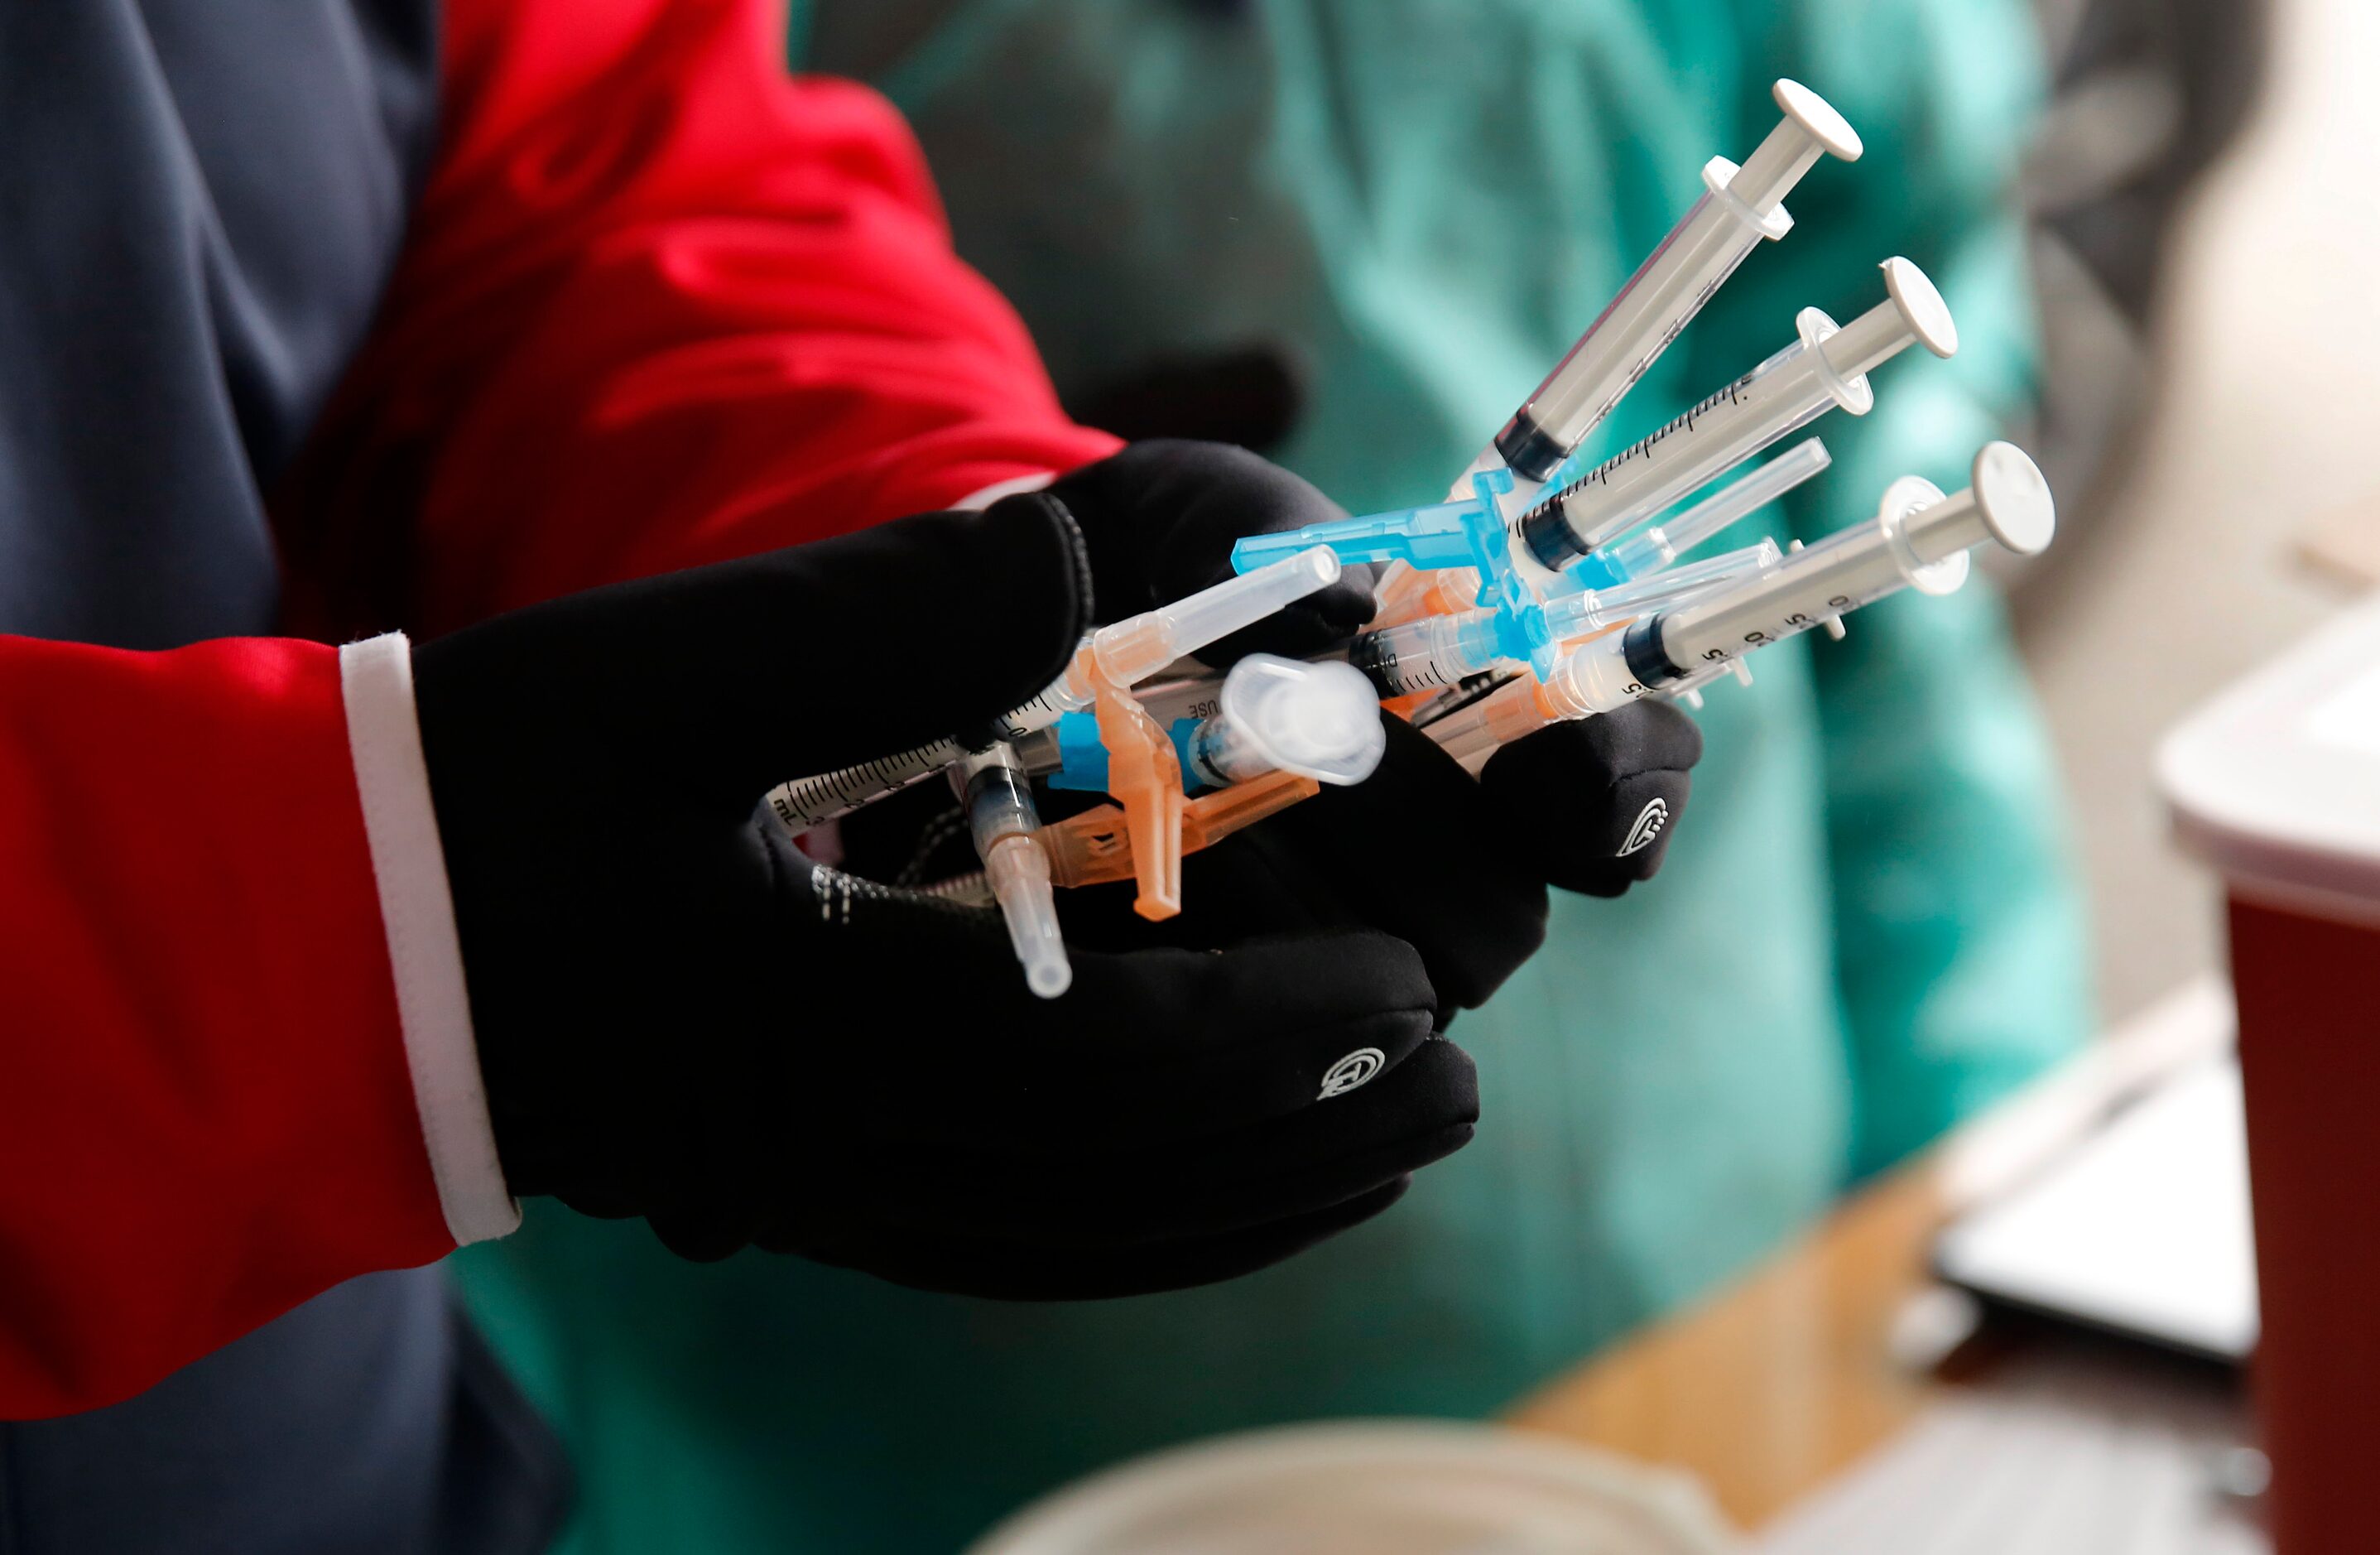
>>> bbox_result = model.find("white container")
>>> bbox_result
[966,1420,1739,1555]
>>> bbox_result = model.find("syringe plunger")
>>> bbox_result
[1424,444,2055,764]
[1487,80,1863,481]
[1820,258,1959,378]
[1515,258,1954,579]
[1626,441,2055,686]
[1731,79,1867,213]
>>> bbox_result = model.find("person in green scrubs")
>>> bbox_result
[451,3,2093,1548]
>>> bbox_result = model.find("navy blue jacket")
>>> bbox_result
[0,4,565,1549]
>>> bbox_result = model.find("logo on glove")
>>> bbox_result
[1318,1047,1387,1100]
[1618,797,1670,857]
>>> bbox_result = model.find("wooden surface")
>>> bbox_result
[1494,991,2248,1535]
[1502,1160,1951,1533]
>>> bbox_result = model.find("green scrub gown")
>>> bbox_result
[451,2,2094,1548]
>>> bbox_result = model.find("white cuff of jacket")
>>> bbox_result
[329,479,1064,1244]
[339,633,521,1245]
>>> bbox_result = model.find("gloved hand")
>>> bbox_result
[847,438,1704,1023]
[411,492,1476,1288]
[1478,705,1701,897]
[1057,705,1702,1021]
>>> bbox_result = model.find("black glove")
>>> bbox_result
[1045,438,1377,660]
[843,440,1704,1021]
[1055,703,1702,1023]
[411,493,1476,1289]
[1478,703,1701,896]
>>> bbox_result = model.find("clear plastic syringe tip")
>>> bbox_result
[983,835,1070,999]
[1215,655,1387,787]
[1593,439,1831,584]
[1652,439,1830,560]
[1091,546,1343,685]
[1541,543,1781,641]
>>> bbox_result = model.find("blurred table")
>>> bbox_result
[1503,1154,1945,1529]
[1501,983,2259,1543]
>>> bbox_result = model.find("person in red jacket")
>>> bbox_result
[0,0,1692,1547]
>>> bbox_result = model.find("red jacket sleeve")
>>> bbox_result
[7,0,1115,1418]
[0,638,454,1418]
[276,0,1118,639]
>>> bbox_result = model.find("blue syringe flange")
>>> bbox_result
[1228,504,1488,575]
[1457,469,1565,681]
[1046,710,1219,795]
[1551,550,1630,595]
[1233,466,1583,681]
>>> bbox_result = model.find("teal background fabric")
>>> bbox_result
[452,3,2094,1548]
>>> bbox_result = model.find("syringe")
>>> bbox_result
[1427,443,2055,764]
[1023,649,1387,922]
[1184,655,1387,789]
[1478,79,1863,489]
[1348,540,1785,696]
[952,744,1070,999]
[1023,653,1388,792]
[1512,258,1958,582]
[765,546,1342,833]
[1562,437,1829,592]
[1231,436,1823,603]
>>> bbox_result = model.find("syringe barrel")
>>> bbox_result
[1640,520,1913,681]
[1493,181,1768,479]
[768,736,964,835]
[1630,444,2055,684]
[1488,82,1858,479]
[1516,309,1868,572]
[1185,713,1266,788]
[957,744,1041,852]
[1423,637,1650,763]
[1422,681,1560,766]
[1347,612,1501,697]
[1096,546,1341,683]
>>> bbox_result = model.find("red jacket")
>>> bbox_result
[0,0,1116,1420]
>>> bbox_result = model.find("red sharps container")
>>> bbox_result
[2161,598,2380,1554]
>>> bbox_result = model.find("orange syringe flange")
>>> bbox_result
[1088,662,1186,920]
[1037,770,1322,891]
